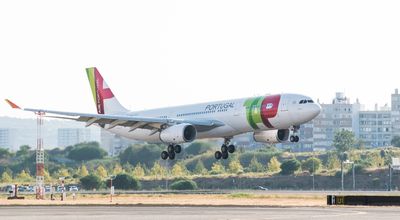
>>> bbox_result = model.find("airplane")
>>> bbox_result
[5,67,321,160]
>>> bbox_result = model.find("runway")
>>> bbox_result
[0,206,400,220]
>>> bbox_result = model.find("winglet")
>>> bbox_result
[5,99,21,109]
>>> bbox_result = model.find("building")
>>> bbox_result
[101,130,139,156]
[57,128,91,147]
[392,89,400,137]
[359,110,392,147]
[312,92,362,150]
[0,128,16,150]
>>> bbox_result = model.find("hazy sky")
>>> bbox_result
[1,0,399,118]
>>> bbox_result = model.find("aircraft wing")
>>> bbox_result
[5,99,224,132]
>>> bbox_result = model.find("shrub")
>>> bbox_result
[301,157,322,173]
[80,174,102,190]
[280,159,301,175]
[170,179,198,190]
[107,174,141,190]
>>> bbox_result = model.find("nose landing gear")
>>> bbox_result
[215,138,235,160]
[161,144,182,160]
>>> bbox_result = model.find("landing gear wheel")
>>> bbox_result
[161,151,169,160]
[168,152,176,160]
[221,144,228,153]
[215,151,222,160]
[174,145,182,154]
[222,151,229,160]
[295,136,300,142]
[290,135,296,143]
[228,145,235,153]
[167,145,175,153]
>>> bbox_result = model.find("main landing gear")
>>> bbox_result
[215,138,235,160]
[290,125,300,143]
[161,144,182,160]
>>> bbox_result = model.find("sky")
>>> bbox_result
[0,0,400,118]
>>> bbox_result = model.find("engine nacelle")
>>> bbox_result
[253,129,290,143]
[159,123,197,144]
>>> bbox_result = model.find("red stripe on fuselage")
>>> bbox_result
[261,95,281,128]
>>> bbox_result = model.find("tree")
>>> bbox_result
[333,130,356,153]
[80,165,89,177]
[210,162,225,175]
[96,165,108,178]
[194,160,207,175]
[327,153,341,170]
[43,169,51,181]
[184,142,213,155]
[301,157,321,173]
[1,172,12,183]
[267,156,281,173]
[150,161,167,178]
[119,144,163,167]
[392,136,400,147]
[113,163,123,175]
[57,168,70,178]
[280,159,301,175]
[107,174,141,190]
[67,142,107,161]
[80,174,102,190]
[0,148,12,159]
[172,162,188,176]
[123,163,134,173]
[228,159,243,174]
[133,163,145,177]
[16,145,31,158]
[249,156,264,172]
[16,170,33,182]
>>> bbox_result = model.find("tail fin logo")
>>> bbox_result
[86,67,115,114]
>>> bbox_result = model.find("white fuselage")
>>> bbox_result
[104,93,321,143]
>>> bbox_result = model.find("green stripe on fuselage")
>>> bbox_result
[244,96,264,129]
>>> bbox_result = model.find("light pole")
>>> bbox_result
[109,175,116,203]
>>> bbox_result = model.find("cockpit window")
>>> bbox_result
[299,99,314,104]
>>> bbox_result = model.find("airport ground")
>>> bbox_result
[0,205,400,220]
[1,190,400,219]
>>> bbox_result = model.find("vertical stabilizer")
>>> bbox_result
[86,67,128,114]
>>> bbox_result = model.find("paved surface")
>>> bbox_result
[0,206,400,220]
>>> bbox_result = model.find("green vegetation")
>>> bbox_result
[301,157,321,173]
[170,179,197,190]
[2,140,400,190]
[280,159,301,175]
[119,144,163,167]
[67,142,107,161]
[108,174,141,190]
[80,174,103,190]
[333,130,356,153]
[392,136,400,147]
[184,141,213,155]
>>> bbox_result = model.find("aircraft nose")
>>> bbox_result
[311,103,321,118]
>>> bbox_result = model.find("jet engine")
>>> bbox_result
[253,129,290,143]
[160,123,197,144]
